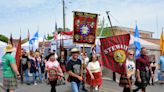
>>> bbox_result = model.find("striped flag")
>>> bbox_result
[134,25,141,58]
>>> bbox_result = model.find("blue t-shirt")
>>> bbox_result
[158,56,164,71]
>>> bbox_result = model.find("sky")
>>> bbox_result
[0,0,164,39]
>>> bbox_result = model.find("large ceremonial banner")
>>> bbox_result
[100,34,130,74]
[73,11,98,45]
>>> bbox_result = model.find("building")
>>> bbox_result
[111,26,154,39]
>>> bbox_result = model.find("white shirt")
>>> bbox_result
[87,61,101,73]
[84,57,89,65]
[126,59,135,74]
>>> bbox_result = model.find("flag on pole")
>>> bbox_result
[100,34,130,74]
[134,25,141,58]
[28,29,30,41]
[15,37,21,72]
[9,33,13,46]
[160,31,164,54]
[29,31,39,45]
[55,22,58,31]
[29,31,39,51]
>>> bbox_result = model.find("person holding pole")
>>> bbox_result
[119,50,135,92]
[66,48,82,92]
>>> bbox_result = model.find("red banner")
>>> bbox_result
[15,37,21,73]
[100,34,130,74]
[73,11,98,45]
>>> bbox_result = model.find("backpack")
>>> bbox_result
[48,68,59,81]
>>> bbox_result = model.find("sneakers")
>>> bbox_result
[95,86,98,90]
[81,88,88,92]
[34,82,37,85]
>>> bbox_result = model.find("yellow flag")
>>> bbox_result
[160,31,164,54]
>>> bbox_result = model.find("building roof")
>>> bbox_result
[111,26,154,34]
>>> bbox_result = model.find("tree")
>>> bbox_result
[0,34,8,43]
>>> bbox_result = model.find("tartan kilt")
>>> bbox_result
[119,75,130,87]
[3,77,17,90]
[135,71,148,88]
[86,72,102,87]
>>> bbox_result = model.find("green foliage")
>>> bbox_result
[0,34,8,43]
[96,27,112,37]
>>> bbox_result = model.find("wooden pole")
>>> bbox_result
[81,44,85,77]
[106,11,116,82]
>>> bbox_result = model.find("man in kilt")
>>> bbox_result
[134,47,151,92]
[2,44,21,92]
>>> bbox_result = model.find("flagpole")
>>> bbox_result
[106,11,116,82]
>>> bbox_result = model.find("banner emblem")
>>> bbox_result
[114,50,126,63]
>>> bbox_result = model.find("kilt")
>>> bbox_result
[135,71,148,88]
[86,72,102,87]
[3,77,17,90]
[119,75,131,87]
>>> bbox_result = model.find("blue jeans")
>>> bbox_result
[71,82,81,92]
[24,69,29,83]
[32,72,36,82]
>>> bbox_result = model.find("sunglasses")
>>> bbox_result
[129,54,134,56]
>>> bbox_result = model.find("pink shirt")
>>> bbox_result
[46,60,60,69]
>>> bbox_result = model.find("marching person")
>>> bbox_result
[119,50,136,92]
[66,48,83,92]
[20,49,30,85]
[134,47,151,92]
[58,51,66,84]
[29,51,37,85]
[150,57,157,85]
[158,53,164,84]
[81,52,89,91]
[46,53,63,92]
[86,54,102,92]
[2,44,21,92]
[35,51,43,83]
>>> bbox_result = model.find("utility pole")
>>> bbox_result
[62,0,66,32]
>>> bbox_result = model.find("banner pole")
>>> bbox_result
[127,78,133,92]
[81,44,85,77]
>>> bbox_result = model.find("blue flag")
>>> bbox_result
[29,31,39,45]
[134,25,141,58]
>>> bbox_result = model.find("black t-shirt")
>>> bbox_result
[66,59,82,83]
[58,57,66,65]
[21,55,30,71]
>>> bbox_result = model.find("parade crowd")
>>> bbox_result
[1,44,164,92]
